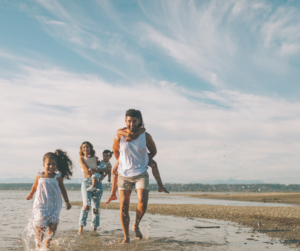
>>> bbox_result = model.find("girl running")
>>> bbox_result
[26,150,73,250]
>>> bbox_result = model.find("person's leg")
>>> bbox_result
[148,159,169,193]
[92,178,98,187]
[133,188,149,239]
[45,223,57,250]
[87,173,100,192]
[36,227,46,250]
[119,189,132,243]
[78,178,92,234]
[91,182,103,231]
[106,161,119,203]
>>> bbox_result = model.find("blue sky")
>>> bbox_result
[1,0,300,184]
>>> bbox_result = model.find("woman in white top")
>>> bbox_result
[78,141,108,234]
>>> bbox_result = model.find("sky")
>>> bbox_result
[1,0,300,184]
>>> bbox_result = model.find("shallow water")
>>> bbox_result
[0,190,298,251]
[83,190,295,207]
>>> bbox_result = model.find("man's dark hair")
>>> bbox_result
[125,109,144,127]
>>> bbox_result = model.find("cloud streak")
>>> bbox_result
[1,67,300,183]
[138,0,300,93]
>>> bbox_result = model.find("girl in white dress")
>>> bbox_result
[26,149,73,250]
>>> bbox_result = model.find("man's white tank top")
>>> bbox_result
[118,132,149,177]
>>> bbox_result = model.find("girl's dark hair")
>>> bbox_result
[103,150,113,157]
[79,141,95,157]
[125,109,144,127]
[43,150,73,179]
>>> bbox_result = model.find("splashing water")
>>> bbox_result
[21,214,36,251]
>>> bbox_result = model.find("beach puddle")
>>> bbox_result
[21,206,296,250]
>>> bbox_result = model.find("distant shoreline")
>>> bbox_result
[2,183,300,193]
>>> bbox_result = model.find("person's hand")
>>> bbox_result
[66,202,72,210]
[90,169,98,174]
[125,136,132,142]
[26,194,33,200]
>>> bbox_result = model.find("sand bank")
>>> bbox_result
[71,201,300,242]
[186,193,300,205]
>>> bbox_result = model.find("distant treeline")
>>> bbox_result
[1,183,300,193]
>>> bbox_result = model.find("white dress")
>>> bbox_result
[33,171,62,227]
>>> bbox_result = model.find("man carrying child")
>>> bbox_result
[106,109,167,243]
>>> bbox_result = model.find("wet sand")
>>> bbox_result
[72,201,300,243]
[186,193,300,205]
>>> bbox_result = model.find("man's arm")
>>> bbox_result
[145,132,157,159]
[112,134,121,160]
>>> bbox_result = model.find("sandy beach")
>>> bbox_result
[186,193,300,205]
[71,200,300,243]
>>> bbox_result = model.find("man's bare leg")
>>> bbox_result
[148,159,169,193]
[119,190,131,243]
[133,188,149,239]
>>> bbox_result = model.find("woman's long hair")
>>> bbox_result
[43,149,73,179]
[79,141,95,157]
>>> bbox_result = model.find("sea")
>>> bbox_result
[0,190,298,251]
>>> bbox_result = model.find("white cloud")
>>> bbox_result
[28,1,148,81]
[262,6,300,51]
[1,67,300,184]
[137,0,300,88]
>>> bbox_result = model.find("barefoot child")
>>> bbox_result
[26,150,73,250]
[86,150,113,192]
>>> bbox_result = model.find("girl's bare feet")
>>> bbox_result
[105,194,117,204]
[132,224,143,239]
[78,226,83,234]
[158,186,169,194]
[93,227,97,231]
